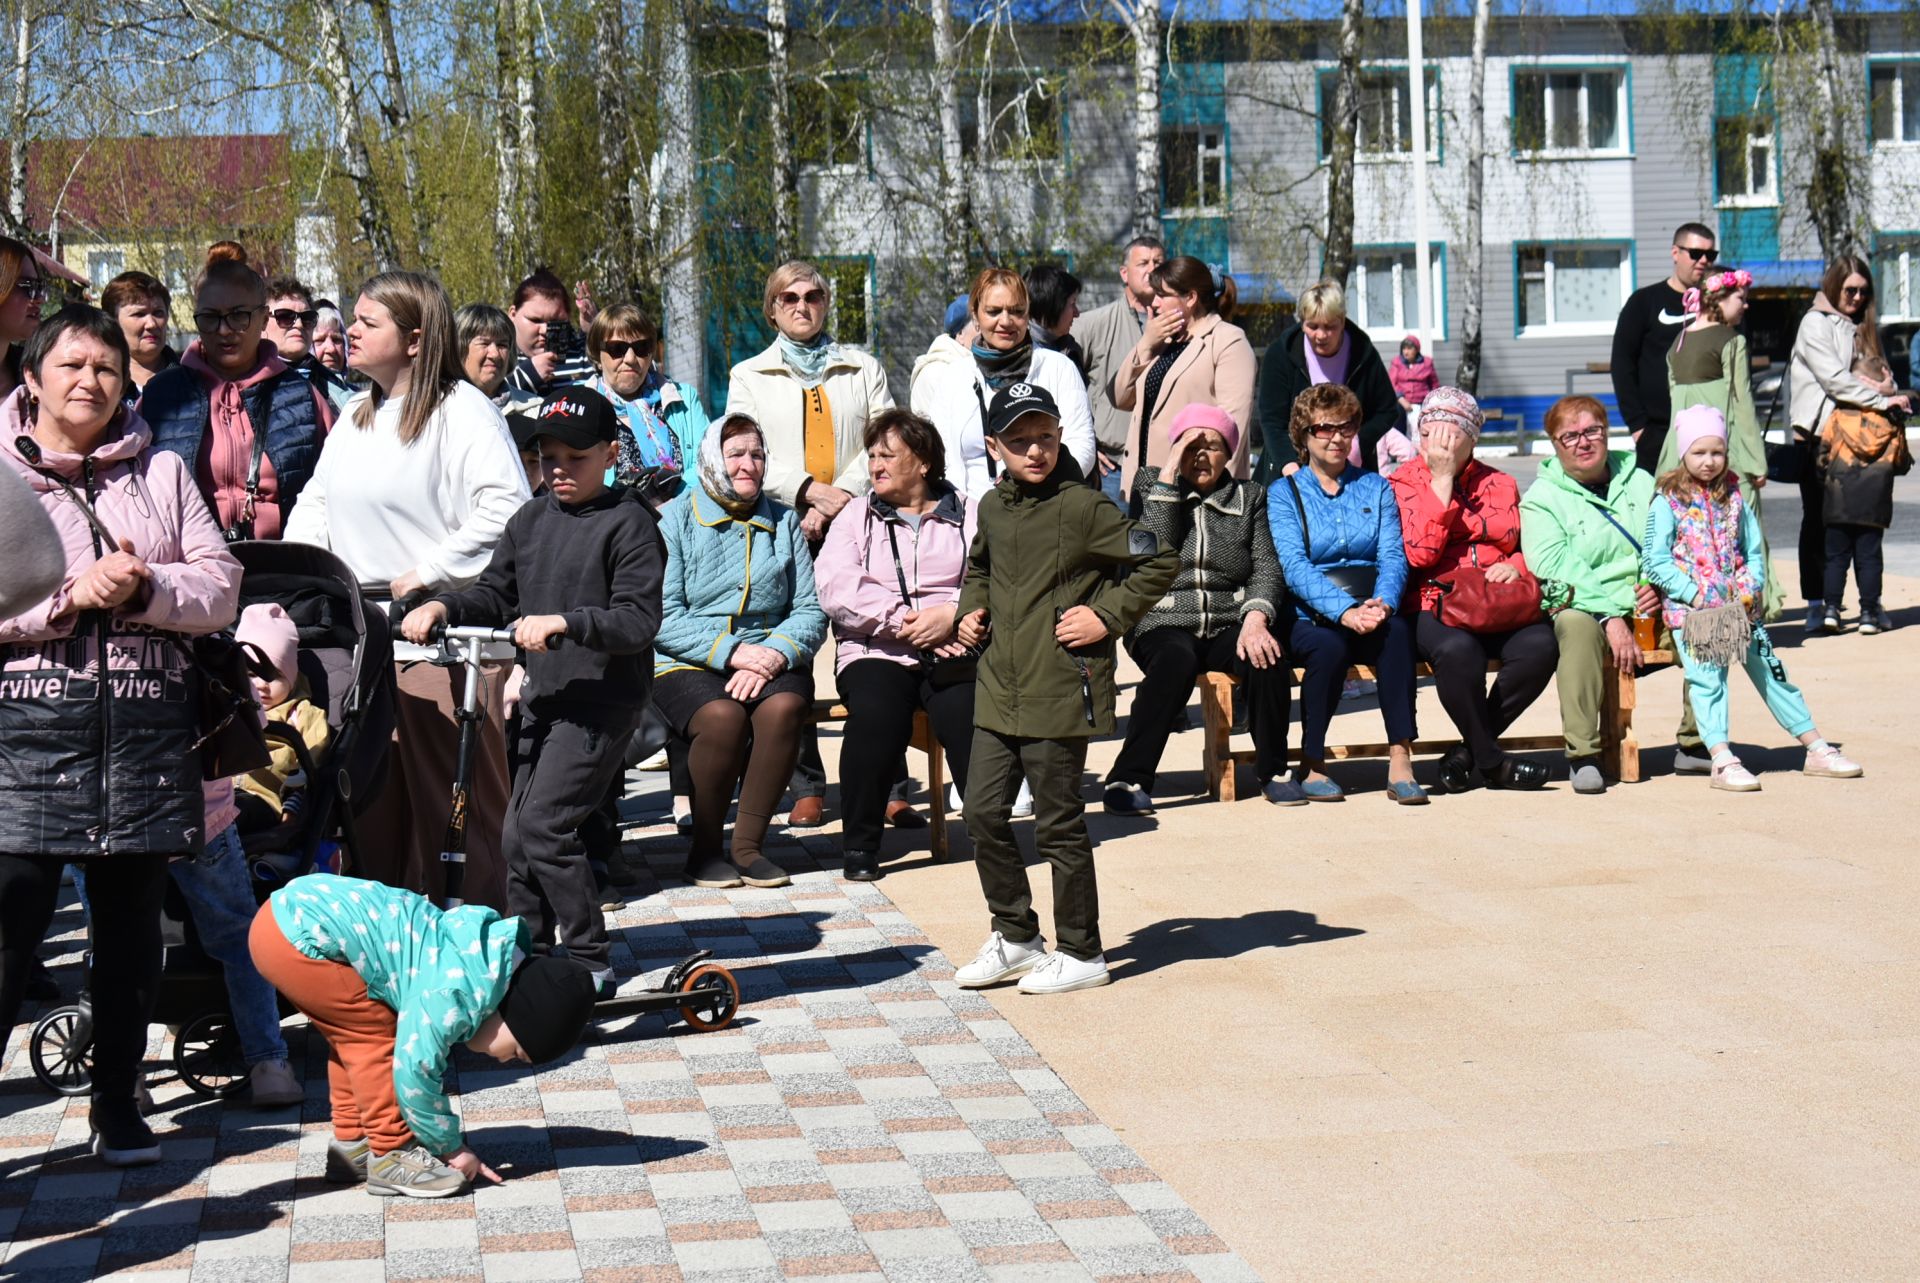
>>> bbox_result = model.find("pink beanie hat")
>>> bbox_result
[236,602,299,686]
[1167,402,1239,458]
[1417,385,1485,442]
[1673,404,1727,458]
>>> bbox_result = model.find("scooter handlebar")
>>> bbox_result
[387,618,564,648]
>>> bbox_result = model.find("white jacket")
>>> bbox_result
[724,341,894,506]
[908,336,1097,500]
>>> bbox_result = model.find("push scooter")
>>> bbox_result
[395,619,741,1032]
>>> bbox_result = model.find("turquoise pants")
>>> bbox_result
[1673,624,1815,751]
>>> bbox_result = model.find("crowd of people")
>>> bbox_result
[0,221,1898,1192]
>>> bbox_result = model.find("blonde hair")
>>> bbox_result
[1297,280,1347,325]
[351,270,463,446]
[1656,462,1733,505]
[762,261,831,324]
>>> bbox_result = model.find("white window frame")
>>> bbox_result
[1160,124,1227,216]
[1869,60,1920,147]
[86,249,124,290]
[1515,242,1631,338]
[1351,246,1446,340]
[1715,115,1776,208]
[1318,66,1441,161]
[1876,240,1920,322]
[1512,65,1629,158]
[821,257,875,347]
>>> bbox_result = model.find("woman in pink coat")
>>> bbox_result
[0,305,242,1166]
[815,409,977,882]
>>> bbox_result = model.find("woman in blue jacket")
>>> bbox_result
[1269,383,1424,805]
[653,414,826,889]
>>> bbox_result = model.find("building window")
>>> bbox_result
[1516,243,1629,336]
[1513,68,1626,155]
[1352,248,1445,339]
[1870,61,1920,145]
[794,78,864,171]
[1876,240,1920,322]
[86,250,124,290]
[1715,115,1775,206]
[1161,126,1226,214]
[821,258,872,346]
[1320,69,1439,158]
[961,74,1061,164]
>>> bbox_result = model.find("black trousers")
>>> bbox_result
[1414,613,1559,771]
[967,730,1100,960]
[1823,523,1886,611]
[0,852,169,1098]
[1289,613,1418,762]
[836,659,975,853]
[504,710,638,972]
[1634,421,1668,477]
[1110,627,1292,789]
[1797,432,1826,602]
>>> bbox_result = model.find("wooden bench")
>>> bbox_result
[807,701,951,862]
[1195,650,1673,801]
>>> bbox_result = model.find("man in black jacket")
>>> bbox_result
[1254,280,1400,482]
[1610,222,1717,475]
[402,387,664,996]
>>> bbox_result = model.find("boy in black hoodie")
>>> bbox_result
[402,387,663,995]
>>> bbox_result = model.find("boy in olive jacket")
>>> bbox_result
[954,383,1178,994]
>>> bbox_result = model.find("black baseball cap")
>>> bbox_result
[506,409,540,452]
[985,382,1060,437]
[530,386,619,449]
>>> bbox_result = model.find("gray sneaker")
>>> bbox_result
[326,1136,370,1185]
[1673,747,1713,776]
[1570,759,1607,794]
[366,1144,468,1198]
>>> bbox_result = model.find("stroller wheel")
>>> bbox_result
[29,1005,93,1096]
[175,1012,249,1099]
[676,964,740,1032]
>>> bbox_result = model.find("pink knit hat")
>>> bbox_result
[1673,404,1727,458]
[236,602,299,687]
[1167,402,1239,458]
[1417,385,1485,442]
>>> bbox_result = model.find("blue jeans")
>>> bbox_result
[1099,463,1126,508]
[73,825,289,1066]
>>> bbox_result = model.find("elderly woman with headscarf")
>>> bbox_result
[1390,387,1556,794]
[651,413,827,891]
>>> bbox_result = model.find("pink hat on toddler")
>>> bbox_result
[236,602,299,687]
[1672,404,1727,458]
[1167,402,1239,458]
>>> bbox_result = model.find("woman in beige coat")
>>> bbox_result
[1114,255,1256,500]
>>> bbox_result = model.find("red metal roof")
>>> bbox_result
[21,134,291,237]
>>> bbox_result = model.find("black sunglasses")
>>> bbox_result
[12,274,48,303]
[193,306,262,333]
[269,307,318,328]
[1679,246,1719,264]
[601,339,653,360]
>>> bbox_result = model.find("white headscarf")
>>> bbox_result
[698,413,766,517]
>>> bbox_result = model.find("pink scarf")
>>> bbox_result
[181,340,293,536]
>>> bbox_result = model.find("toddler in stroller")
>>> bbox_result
[233,602,333,838]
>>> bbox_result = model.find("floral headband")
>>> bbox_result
[1683,269,1753,315]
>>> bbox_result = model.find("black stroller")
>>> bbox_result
[29,543,395,1100]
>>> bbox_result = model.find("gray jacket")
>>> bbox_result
[1072,296,1149,454]
[1127,466,1283,640]
[1788,292,1894,433]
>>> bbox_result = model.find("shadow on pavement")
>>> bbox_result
[1106,910,1365,980]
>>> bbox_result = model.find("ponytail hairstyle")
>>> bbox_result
[195,240,266,305]
[1149,255,1236,323]
[351,270,463,446]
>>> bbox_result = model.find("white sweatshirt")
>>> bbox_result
[908,336,1097,501]
[284,380,531,591]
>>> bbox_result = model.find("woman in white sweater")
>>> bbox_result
[286,271,529,909]
[910,268,1096,501]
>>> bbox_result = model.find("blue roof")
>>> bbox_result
[1743,259,1826,291]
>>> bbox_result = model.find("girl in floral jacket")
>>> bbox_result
[1641,405,1860,793]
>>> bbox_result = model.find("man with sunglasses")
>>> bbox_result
[1611,222,1718,475]
[266,276,351,408]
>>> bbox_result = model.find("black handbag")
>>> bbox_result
[885,523,981,688]
[1286,474,1376,616]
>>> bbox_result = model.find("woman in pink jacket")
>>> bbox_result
[816,409,977,882]
[0,305,242,1166]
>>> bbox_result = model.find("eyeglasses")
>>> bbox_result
[268,307,318,329]
[777,290,826,308]
[1308,419,1360,439]
[1554,425,1607,446]
[193,306,261,333]
[1678,246,1719,264]
[12,274,48,303]
[601,339,652,360]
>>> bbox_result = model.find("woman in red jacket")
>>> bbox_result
[1389,388,1555,793]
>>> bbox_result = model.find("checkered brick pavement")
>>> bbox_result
[0,827,1257,1282]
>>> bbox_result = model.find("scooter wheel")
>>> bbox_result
[676,964,740,1032]
[29,1005,93,1096]
[175,1012,250,1099]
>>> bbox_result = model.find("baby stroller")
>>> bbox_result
[28,543,396,1100]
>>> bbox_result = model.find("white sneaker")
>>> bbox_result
[1010,779,1034,819]
[1803,744,1863,778]
[1710,758,1761,792]
[954,931,1046,989]
[1017,951,1111,995]
[948,783,963,814]
[249,1058,303,1108]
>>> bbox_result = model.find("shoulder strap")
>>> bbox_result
[1582,496,1641,552]
[1286,472,1314,559]
[972,380,996,479]
[884,520,916,609]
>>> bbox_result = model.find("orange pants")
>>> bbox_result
[249,905,414,1154]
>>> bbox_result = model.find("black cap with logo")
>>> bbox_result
[985,382,1060,438]
[530,386,619,449]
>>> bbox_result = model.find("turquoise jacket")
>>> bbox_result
[269,874,525,1156]
[1519,451,1655,618]
[653,484,827,677]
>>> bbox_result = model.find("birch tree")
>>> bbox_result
[494,0,522,261]
[1116,0,1161,241]
[931,0,970,297]
[369,0,426,263]
[1803,0,1859,261]
[8,2,33,227]
[1455,0,1490,394]
[1322,0,1364,289]
[512,0,542,267]
[656,0,702,388]
[765,0,798,259]
[591,0,637,294]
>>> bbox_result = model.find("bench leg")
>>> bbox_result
[1197,672,1236,802]
[912,711,950,862]
[1602,666,1642,783]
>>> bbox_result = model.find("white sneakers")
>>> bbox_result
[1710,758,1761,792]
[948,779,1034,819]
[1804,743,1864,778]
[249,1058,304,1108]
[954,931,1110,994]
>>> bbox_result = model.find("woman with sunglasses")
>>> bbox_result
[0,236,49,400]
[588,304,706,500]
[137,242,334,541]
[1788,255,1910,635]
[1267,382,1422,804]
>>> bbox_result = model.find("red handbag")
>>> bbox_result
[1428,556,1545,633]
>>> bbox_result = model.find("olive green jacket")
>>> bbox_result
[959,455,1178,738]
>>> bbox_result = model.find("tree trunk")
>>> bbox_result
[8,3,30,228]
[1322,0,1364,289]
[931,0,969,297]
[368,0,426,265]
[494,0,521,263]
[1123,0,1161,242]
[591,0,635,296]
[315,0,400,270]
[658,0,703,390]
[513,0,542,269]
[1455,0,1489,395]
[766,0,798,260]
[1806,0,1856,261]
